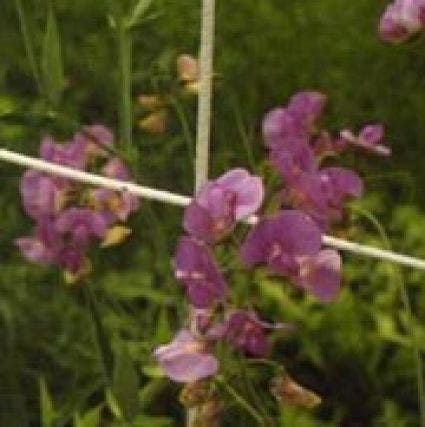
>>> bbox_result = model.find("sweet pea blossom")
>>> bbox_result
[241,210,322,276]
[20,170,69,220]
[154,330,218,383]
[40,136,87,170]
[287,167,363,229]
[294,250,342,302]
[379,0,425,43]
[15,218,63,265]
[263,91,326,149]
[175,237,227,308]
[340,124,391,157]
[183,169,264,243]
[222,310,271,357]
[55,208,107,247]
[241,212,342,301]
[91,158,139,222]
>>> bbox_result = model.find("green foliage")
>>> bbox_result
[0,0,424,425]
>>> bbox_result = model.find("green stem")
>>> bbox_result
[351,205,425,425]
[82,285,114,383]
[215,375,265,425]
[14,0,43,94]
[168,96,195,167]
[118,23,133,151]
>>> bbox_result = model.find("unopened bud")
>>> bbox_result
[179,381,210,408]
[271,375,321,409]
[101,225,132,248]
[138,110,167,134]
[137,94,164,110]
[177,54,198,82]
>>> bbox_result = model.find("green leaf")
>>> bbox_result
[41,6,65,107]
[125,0,153,29]
[112,345,140,421]
[39,377,56,427]
[156,308,172,343]
[132,414,174,427]
[74,406,102,427]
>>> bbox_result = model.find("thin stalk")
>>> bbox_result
[118,23,133,151]
[215,375,266,425]
[351,205,425,426]
[14,0,43,94]
[168,95,195,166]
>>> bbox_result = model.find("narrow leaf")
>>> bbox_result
[41,6,65,107]
[39,377,56,427]
[126,0,153,29]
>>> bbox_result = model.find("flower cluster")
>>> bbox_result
[16,126,139,282]
[155,168,269,382]
[379,0,425,43]
[155,91,390,386]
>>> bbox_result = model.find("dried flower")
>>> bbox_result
[271,375,322,409]
[177,54,199,82]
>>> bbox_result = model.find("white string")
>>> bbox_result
[1,147,425,271]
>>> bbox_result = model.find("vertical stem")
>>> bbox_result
[14,0,43,94]
[118,23,133,151]
[188,1,215,426]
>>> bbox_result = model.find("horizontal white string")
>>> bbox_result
[1,148,425,271]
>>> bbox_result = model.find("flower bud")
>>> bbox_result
[179,380,210,408]
[177,54,199,82]
[138,110,167,134]
[271,375,321,409]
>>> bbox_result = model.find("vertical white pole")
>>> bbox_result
[188,0,215,426]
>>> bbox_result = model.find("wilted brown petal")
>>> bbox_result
[271,375,322,409]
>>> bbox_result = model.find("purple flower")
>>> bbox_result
[57,245,85,274]
[183,169,264,243]
[15,218,63,265]
[175,237,227,308]
[263,91,326,150]
[286,91,327,131]
[295,250,342,302]
[55,208,107,247]
[154,330,218,382]
[288,168,363,229]
[91,189,139,223]
[223,310,271,357]
[379,0,425,43]
[340,124,391,157]
[269,141,317,184]
[40,136,87,169]
[20,170,68,220]
[241,210,322,276]
[90,158,140,222]
[102,157,132,181]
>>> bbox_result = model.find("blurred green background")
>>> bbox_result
[1,0,425,425]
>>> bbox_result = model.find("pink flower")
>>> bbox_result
[241,210,322,276]
[175,237,227,308]
[20,170,69,220]
[379,0,425,43]
[340,124,391,157]
[294,250,342,302]
[154,330,218,383]
[184,169,264,243]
